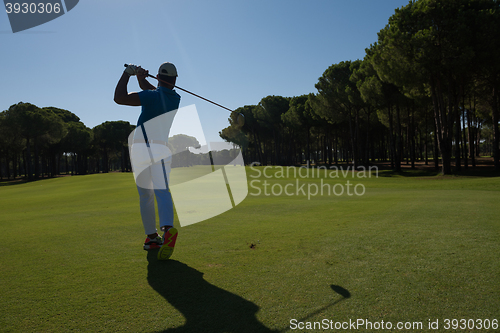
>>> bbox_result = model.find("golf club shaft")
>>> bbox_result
[148,74,234,113]
[123,64,234,113]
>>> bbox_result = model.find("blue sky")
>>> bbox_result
[1,0,409,143]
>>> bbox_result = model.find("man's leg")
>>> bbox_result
[137,186,157,236]
[151,159,174,231]
[155,188,174,231]
[137,185,164,250]
[153,160,177,260]
[156,188,177,260]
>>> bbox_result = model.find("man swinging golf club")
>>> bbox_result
[114,62,179,260]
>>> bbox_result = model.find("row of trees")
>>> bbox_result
[220,0,500,174]
[0,103,241,181]
[0,102,135,180]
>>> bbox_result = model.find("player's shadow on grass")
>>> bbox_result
[147,251,277,333]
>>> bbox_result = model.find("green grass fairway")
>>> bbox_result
[1,169,499,332]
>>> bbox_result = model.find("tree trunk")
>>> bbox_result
[424,111,429,165]
[0,152,4,180]
[34,142,40,179]
[492,86,500,171]
[476,121,482,158]
[454,86,462,172]
[4,154,10,180]
[306,127,311,166]
[253,129,264,166]
[26,137,33,180]
[395,104,402,172]
[431,76,452,174]
[461,96,468,170]
[467,108,475,168]
[354,109,361,167]
[13,152,18,178]
[388,105,396,170]
[348,114,355,168]
[409,106,415,169]
[365,109,371,166]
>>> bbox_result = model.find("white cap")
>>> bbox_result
[158,62,178,77]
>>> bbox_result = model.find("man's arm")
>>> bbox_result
[114,72,141,106]
[137,68,156,91]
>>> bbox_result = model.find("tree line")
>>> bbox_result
[0,102,136,180]
[0,103,241,181]
[220,0,500,175]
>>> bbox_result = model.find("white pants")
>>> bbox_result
[135,161,173,235]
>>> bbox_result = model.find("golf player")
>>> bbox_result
[114,62,180,260]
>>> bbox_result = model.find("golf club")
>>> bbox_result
[124,64,245,127]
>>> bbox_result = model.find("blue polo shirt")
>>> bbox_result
[137,86,181,127]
